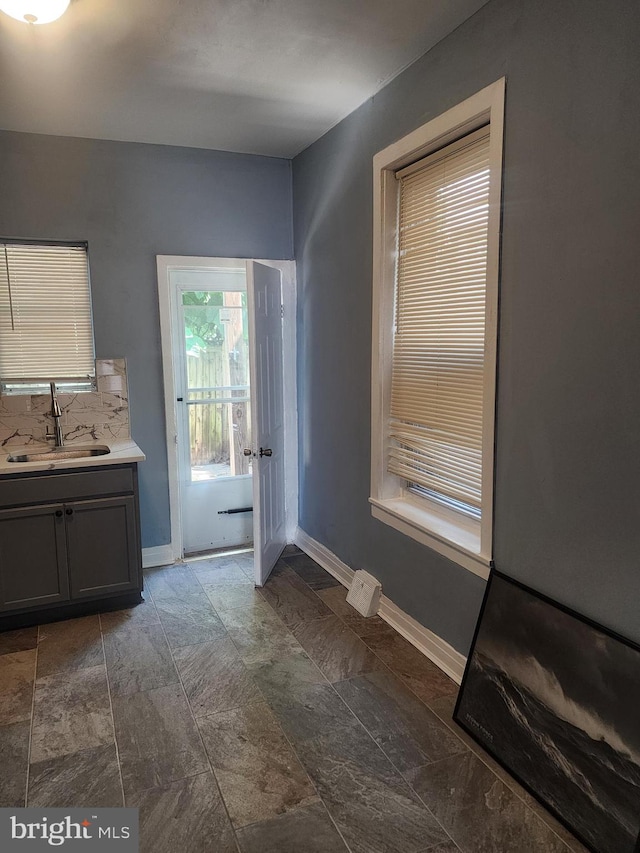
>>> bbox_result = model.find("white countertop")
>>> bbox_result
[0,439,145,475]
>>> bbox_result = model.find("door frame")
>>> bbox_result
[156,255,297,563]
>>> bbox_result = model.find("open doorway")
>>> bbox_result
[157,256,297,585]
[172,264,252,554]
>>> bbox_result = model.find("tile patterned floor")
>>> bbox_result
[0,546,589,853]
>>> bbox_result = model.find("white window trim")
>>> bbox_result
[370,79,505,581]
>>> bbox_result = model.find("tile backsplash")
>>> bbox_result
[0,358,130,448]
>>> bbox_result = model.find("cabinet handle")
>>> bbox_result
[65,508,73,516]
[55,510,63,518]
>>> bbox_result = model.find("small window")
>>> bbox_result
[370,80,505,578]
[0,241,95,395]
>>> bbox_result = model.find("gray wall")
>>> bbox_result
[292,0,640,653]
[0,131,293,548]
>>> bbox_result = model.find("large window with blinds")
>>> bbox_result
[0,241,95,394]
[390,127,489,519]
[370,81,504,578]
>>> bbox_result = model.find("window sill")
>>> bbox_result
[369,496,491,580]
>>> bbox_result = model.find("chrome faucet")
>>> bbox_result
[46,381,65,448]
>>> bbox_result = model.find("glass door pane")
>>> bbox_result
[182,290,251,482]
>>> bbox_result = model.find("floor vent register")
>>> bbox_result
[346,569,382,617]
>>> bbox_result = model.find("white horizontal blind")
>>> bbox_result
[0,243,95,383]
[389,129,491,513]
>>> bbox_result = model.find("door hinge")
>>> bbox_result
[280,304,284,319]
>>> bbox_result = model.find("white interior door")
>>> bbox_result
[247,261,286,585]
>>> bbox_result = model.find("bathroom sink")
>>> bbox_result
[7,445,110,463]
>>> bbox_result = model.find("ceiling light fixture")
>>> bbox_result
[0,0,70,24]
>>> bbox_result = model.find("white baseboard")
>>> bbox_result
[294,528,354,587]
[294,526,466,684]
[377,596,466,684]
[142,544,175,569]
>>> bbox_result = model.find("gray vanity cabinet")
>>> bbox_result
[66,495,140,599]
[0,463,142,620]
[0,503,70,610]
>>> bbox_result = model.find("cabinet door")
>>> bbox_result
[66,496,141,599]
[0,504,70,611]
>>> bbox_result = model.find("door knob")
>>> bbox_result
[259,447,272,457]
[243,448,252,457]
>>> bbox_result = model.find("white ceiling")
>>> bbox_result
[0,0,487,158]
